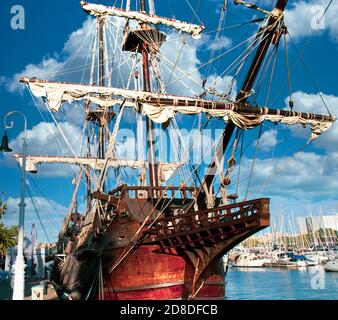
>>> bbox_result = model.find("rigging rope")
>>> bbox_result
[244,124,263,200]
[317,0,333,25]
[202,17,265,36]
[265,43,278,105]
[236,130,244,199]
[252,38,279,102]
[206,0,228,79]
[164,22,276,92]
[27,89,87,183]
[283,33,293,110]
[103,20,112,87]
[81,23,97,85]
[184,0,203,25]
[259,124,277,193]
[20,18,264,81]
[26,185,52,242]
[165,0,201,85]
[287,32,332,116]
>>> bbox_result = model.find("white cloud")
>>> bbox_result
[0,121,85,177]
[240,151,338,202]
[206,35,233,51]
[287,90,338,114]
[284,91,338,152]
[240,149,338,230]
[11,121,84,156]
[63,18,97,59]
[259,129,278,152]
[285,0,338,42]
[7,58,63,94]
[6,18,97,94]
[3,196,66,243]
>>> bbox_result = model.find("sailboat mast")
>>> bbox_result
[202,0,288,194]
[140,0,159,197]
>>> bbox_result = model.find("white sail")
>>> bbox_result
[80,1,204,39]
[21,78,335,140]
[13,154,182,180]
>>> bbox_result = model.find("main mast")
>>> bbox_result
[98,16,106,160]
[201,0,288,197]
[140,0,159,197]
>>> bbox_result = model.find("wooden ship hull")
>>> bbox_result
[58,244,225,300]
[52,188,270,300]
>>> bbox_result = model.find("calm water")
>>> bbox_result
[225,265,338,300]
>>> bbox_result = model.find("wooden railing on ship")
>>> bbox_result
[145,198,270,241]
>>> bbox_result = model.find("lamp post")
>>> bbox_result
[0,111,27,300]
[0,192,6,221]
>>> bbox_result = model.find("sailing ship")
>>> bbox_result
[15,0,336,300]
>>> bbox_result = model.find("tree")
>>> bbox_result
[0,223,18,256]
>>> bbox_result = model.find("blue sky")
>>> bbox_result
[0,0,337,242]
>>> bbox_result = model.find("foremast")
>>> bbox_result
[200,0,289,205]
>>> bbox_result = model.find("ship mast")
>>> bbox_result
[98,16,106,160]
[83,15,107,202]
[140,0,159,197]
[201,0,288,199]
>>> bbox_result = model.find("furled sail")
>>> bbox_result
[20,78,201,112]
[80,1,204,39]
[13,154,182,181]
[21,78,336,140]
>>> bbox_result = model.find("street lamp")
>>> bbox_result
[0,111,27,300]
[0,191,6,222]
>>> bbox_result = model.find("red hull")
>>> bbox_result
[103,245,225,300]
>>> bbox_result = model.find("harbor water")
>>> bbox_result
[225,265,338,300]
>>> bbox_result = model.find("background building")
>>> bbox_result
[298,215,338,247]
[298,215,338,234]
